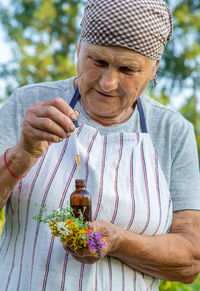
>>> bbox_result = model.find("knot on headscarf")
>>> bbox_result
[80,0,173,60]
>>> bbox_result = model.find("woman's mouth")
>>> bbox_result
[95,89,116,97]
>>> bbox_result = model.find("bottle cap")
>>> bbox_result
[75,179,85,186]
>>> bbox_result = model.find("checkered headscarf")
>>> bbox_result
[80,0,173,60]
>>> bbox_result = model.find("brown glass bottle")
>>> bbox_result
[70,179,92,222]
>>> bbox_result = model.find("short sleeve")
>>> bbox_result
[0,90,24,156]
[170,123,200,211]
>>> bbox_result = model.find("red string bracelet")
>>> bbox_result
[4,148,27,179]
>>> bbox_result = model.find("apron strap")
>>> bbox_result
[69,88,80,109]
[137,98,148,133]
[70,88,148,133]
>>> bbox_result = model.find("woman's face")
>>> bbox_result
[76,41,159,126]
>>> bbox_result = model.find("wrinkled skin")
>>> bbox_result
[74,41,159,126]
[63,211,200,284]
[19,98,80,158]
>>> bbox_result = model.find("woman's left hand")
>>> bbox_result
[63,211,200,283]
[63,220,121,264]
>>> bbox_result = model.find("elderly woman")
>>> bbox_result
[0,0,200,290]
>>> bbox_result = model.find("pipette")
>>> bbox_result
[72,130,81,174]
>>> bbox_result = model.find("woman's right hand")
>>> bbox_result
[18,97,79,159]
[1,97,79,209]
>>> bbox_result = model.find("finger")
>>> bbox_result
[71,253,99,264]
[23,125,65,143]
[63,242,102,263]
[27,116,70,139]
[63,243,71,253]
[89,222,95,231]
[73,248,91,258]
[62,242,81,256]
[64,243,93,258]
[42,98,78,122]
[75,109,80,118]
[31,105,75,134]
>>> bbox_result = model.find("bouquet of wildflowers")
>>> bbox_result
[33,204,106,258]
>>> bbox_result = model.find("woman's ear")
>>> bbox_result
[150,60,160,81]
[77,41,82,58]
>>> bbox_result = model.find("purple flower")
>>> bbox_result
[87,232,106,258]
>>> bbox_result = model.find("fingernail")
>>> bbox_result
[75,110,80,117]
[70,113,77,121]
[69,123,75,131]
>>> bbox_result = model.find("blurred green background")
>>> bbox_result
[0,1,199,290]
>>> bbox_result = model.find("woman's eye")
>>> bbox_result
[93,59,108,67]
[120,67,140,74]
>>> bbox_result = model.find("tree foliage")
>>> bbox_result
[0,0,81,98]
[153,0,200,160]
[159,276,200,291]
[158,0,200,92]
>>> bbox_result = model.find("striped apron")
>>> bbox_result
[0,89,173,291]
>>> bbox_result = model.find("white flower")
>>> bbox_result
[56,221,69,235]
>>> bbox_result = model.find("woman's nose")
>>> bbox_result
[99,69,119,92]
